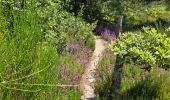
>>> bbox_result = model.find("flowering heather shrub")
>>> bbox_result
[69,73,81,84]
[68,43,93,66]
[95,25,117,43]
[57,57,83,93]
[60,72,81,92]
[75,48,92,66]
[101,32,117,43]
[69,43,81,51]
[60,64,66,79]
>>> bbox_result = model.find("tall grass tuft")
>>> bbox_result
[0,1,80,99]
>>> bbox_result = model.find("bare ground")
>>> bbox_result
[80,36,107,100]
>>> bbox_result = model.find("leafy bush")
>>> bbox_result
[37,1,95,53]
[109,27,170,70]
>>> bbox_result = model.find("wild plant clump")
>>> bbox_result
[0,1,84,99]
[109,27,170,70]
[39,1,95,53]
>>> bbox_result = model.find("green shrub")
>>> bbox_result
[37,1,95,53]
[109,27,170,70]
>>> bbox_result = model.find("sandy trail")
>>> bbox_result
[80,36,107,100]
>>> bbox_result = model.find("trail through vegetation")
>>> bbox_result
[0,0,170,99]
[80,36,107,100]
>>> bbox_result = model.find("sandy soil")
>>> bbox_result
[80,36,107,100]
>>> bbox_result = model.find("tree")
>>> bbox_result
[60,0,170,30]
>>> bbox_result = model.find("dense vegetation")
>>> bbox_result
[0,0,170,100]
[0,0,94,99]
[109,27,170,69]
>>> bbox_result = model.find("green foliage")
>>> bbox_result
[61,0,170,29]
[0,0,82,99]
[124,1,170,24]
[95,53,170,99]
[101,0,170,27]
[0,1,52,98]
[109,27,170,69]
[122,65,170,100]
[37,1,95,53]
[1,0,170,99]
[95,51,116,99]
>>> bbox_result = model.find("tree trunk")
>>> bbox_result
[110,16,123,95]
[111,56,123,94]
[115,16,123,37]
[20,0,25,9]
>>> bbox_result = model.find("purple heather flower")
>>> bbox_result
[108,34,117,43]
[73,54,78,60]
[69,73,81,84]
[101,26,115,35]
[99,26,117,43]
[69,43,81,51]
[83,48,93,53]
[60,64,66,79]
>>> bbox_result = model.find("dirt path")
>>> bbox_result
[80,36,107,100]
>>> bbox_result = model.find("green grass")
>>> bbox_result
[0,2,82,99]
[95,50,170,100]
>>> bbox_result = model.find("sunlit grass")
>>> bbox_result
[0,1,82,99]
[95,50,170,100]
